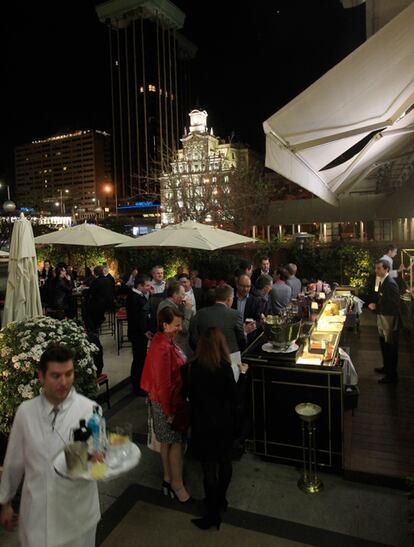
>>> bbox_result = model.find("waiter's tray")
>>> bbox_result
[54,442,141,481]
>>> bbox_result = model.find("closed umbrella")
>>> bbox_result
[116,220,255,250]
[34,221,134,246]
[2,214,43,326]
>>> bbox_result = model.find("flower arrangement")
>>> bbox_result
[0,316,98,434]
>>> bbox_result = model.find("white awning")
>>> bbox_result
[263,1,414,206]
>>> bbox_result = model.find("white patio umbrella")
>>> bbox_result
[34,221,134,246]
[116,220,255,251]
[2,214,43,326]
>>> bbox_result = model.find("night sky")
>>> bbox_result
[1,0,365,189]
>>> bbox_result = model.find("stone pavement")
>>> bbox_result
[1,325,413,546]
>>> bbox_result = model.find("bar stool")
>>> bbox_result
[295,402,323,494]
[115,307,130,354]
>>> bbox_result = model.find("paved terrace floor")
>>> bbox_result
[1,312,413,546]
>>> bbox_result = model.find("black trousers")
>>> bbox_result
[201,458,233,521]
[130,335,148,393]
[379,332,399,379]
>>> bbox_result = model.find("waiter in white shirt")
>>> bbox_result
[0,344,100,547]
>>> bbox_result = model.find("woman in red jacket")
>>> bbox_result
[141,306,191,503]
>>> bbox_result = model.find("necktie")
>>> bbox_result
[51,406,59,431]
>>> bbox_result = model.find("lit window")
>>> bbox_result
[148,84,156,92]
[139,86,144,93]
[63,166,67,171]
[115,60,119,66]
[171,93,174,100]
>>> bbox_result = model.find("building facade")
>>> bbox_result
[15,130,113,215]
[160,109,259,228]
[96,0,196,209]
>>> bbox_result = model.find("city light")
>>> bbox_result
[103,184,112,193]
[54,202,60,207]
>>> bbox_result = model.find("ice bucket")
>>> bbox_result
[263,317,302,351]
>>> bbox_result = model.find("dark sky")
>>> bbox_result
[1,0,365,186]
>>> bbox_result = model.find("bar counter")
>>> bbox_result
[243,292,353,471]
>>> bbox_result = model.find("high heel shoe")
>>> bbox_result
[170,485,193,504]
[191,517,221,530]
[162,480,174,499]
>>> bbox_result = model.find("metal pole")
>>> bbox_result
[108,26,118,214]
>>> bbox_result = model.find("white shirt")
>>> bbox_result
[150,280,166,294]
[0,389,100,547]
[186,287,196,314]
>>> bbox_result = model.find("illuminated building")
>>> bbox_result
[160,110,253,226]
[96,0,197,209]
[14,130,113,215]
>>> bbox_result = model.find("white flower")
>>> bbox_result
[12,355,19,363]
[13,362,21,370]
[86,368,93,374]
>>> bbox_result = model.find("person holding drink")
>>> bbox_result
[0,344,100,547]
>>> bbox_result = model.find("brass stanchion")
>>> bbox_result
[295,402,323,494]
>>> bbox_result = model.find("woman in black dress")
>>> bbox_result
[187,327,248,530]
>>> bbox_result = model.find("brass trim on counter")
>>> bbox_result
[268,380,342,390]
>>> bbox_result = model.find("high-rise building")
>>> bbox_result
[96,0,196,209]
[14,130,113,215]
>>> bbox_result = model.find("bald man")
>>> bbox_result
[231,274,261,324]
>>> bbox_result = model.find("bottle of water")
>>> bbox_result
[87,406,101,453]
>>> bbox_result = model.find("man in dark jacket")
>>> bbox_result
[126,274,152,395]
[251,256,273,286]
[84,266,114,333]
[232,274,261,322]
[190,285,255,380]
[368,259,400,384]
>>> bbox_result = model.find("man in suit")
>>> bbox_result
[190,284,255,381]
[126,274,153,395]
[368,260,400,384]
[232,274,260,322]
[178,272,204,314]
[84,266,114,333]
[251,256,273,286]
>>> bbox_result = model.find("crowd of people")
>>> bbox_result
[122,256,305,529]
[1,245,408,543]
